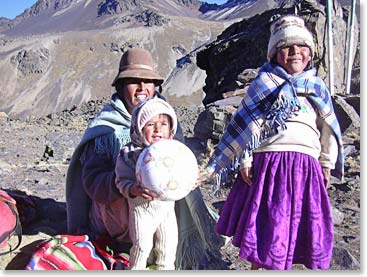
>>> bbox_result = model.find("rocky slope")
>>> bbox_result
[0,94,360,270]
[0,15,225,119]
[0,0,283,120]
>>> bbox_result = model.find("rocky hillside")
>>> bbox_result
[0,0,281,35]
[0,15,225,119]
[201,0,277,20]
[0,0,227,120]
[0,0,359,120]
[0,0,205,35]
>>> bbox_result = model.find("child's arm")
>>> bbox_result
[317,117,338,186]
[115,148,137,198]
[115,146,160,200]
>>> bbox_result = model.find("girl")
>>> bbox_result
[206,15,344,270]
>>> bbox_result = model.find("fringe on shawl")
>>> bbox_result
[250,89,300,151]
[213,91,300,194]
[263,90,300,133]
[174,190,226,269]
[175,227,227,270]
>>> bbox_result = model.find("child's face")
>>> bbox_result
[276,45,311,76]
[143,114,172,145]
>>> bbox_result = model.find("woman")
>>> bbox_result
[66,48,225,269]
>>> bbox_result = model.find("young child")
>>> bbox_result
[115,97,179,270]
[205,15,344,270]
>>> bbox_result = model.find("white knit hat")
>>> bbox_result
[130,98,178,146]
[267,15,315,61]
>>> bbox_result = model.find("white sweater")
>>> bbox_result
[240,96,338,169]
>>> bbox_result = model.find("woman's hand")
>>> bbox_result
[322,167,331,188]
[240,167,252,186]
[129,185,159,201]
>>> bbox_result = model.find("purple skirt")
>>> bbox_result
[215,152,333,270]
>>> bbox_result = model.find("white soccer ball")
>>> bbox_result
[136,139,198,201]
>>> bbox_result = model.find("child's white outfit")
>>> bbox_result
[128,195,177,270]
[115,143,178,270]
[115,98,179,270]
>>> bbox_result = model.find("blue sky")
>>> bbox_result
[0,0,227,19]
[205,0,227,4]
[0,0,38,19]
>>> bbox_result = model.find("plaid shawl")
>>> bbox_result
[207,62,344,181]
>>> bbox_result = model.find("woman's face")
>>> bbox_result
[276,45,311,76]
[142,114,172,145]
[121,78,156,114]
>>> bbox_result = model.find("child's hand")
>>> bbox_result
[191,181,200,191]
[322,167,331,188]
[129,184,159,201]
[240,167,252,186]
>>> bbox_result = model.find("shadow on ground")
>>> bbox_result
[5,189,67,236]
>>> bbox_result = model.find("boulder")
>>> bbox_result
[197,1,359,105]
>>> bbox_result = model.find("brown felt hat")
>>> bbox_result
[111,48,164,86]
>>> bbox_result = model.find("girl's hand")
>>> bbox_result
[240,167,252,186]
[194,167,215,190]
[192,172,207,190]
[322,167,331,188]
[129,185,159,201]
[192,171,206,190]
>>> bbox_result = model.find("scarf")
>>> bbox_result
[66,93,132,234]
[207,62,344,181]
[88,94,132,162]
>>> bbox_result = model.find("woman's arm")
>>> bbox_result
[81,141,122,204]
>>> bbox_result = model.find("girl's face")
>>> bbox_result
[122,78,156,114]
[276,45,312,76]
[143,114,172,145]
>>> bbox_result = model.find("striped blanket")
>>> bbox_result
[26,235,129,270]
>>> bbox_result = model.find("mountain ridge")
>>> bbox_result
[0,0,281,35]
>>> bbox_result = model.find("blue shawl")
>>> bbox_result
[66,93,132,234]
[207,62,344,181]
